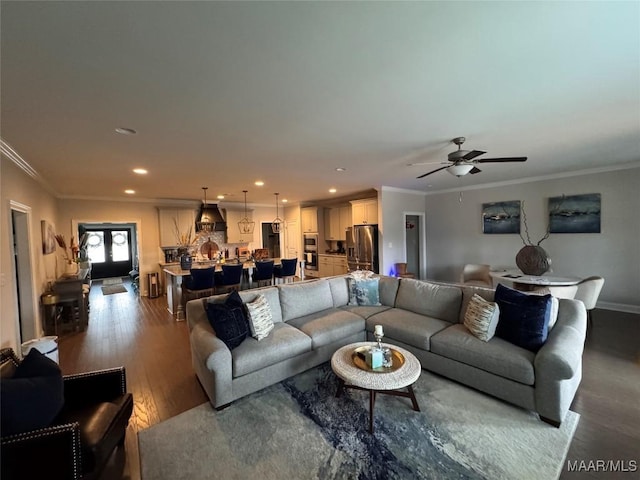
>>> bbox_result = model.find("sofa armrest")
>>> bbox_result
[1,423,82,480]
[63,367,127,408]
[535,299,587,380]
[190,322,234,407]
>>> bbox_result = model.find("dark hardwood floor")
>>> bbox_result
[58,279,639,479]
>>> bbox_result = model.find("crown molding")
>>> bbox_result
[381,185,427,196]
[1,138,59,196]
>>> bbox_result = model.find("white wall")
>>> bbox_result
[1,157,59,350]
[421,167,640,310]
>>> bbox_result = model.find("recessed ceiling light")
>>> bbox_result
[124,189,135,194]
[329,188,337,194]
[335,167,346,172]
[217,195,225,200]
[115,127,137,135]
[281,199,288,203]
[255,181,264,186]
[132,168,147,175]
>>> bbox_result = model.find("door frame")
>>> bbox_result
[9,200,39,346]
[72,218,142,281]
[402,211,426,280]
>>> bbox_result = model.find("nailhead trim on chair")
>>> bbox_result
[64,366,127,395]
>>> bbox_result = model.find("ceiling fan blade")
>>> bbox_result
[417,165,449,179]
[476,157,527,163]
[469,167,482,174]
[462,150,486,161]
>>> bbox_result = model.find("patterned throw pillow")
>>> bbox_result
[245,294,275,341]
[463,294,500,342]
[348,277,381,306]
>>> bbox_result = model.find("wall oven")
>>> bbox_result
[303,234,318,270]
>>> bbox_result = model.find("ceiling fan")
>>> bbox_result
[416,137,527,179]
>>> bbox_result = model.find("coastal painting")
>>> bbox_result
[482,200,521,234]
[549,193,601,233]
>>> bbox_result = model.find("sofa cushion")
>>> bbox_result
[327,276,350,307]
[348,277,381,306]
[395,279,462,323]
[238,287,283,323]
[340,304,392,319]
[495,284,553,352]
[365,308,451,351]
[245,294,275,341]
[206,291,249,350]
[232,323,312,377]
[0,349,64,436]
[431,324,536,385]
[463,294,500,342]
[378,276,401,307]
[287,309,365,349]
[279,280,334,322]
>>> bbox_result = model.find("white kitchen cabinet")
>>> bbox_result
[224,209,254,244]
[301,207,321,233]
[318,254,348,277]
[325,206,351,240]
[158,208,196,247]
[350,199,378,226]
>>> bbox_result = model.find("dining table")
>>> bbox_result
[162,259,281,320]
[489,269,581,292]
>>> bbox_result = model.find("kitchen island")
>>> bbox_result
[162,259,281,320]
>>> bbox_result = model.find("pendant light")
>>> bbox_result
[271,193,283,234]
[195,187,226,233]
[238,190,255,234]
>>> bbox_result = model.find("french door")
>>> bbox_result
[81,226,134,279]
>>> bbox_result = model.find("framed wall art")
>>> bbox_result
[482,200,521,234]
[41,220,56,254]
[549,193,601,233]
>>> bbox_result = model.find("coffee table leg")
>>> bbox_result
[369,390,377,433]
[407,384,420,412]
[336,378,345,398]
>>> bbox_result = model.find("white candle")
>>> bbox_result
[374,325,384,336]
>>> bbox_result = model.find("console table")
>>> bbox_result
[490,269,581,292]
[42,269,90,336]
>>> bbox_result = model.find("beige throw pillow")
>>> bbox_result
[245,294,274,341]
[464,294,500,342]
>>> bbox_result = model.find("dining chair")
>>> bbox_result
[460,264,492,287]
[252,260,275,287]
[273,258,297,284]
[215,264,244,294]
[182,267,215,302]
[574,276,605,326]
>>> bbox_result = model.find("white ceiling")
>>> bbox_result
[2,1,639,206]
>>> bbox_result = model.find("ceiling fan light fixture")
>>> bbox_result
[238,190,255,235]
[447,164,475,177]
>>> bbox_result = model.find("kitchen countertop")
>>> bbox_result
[319,252,347,256]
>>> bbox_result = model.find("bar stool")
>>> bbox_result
[273,258,297,284]
[215,264,244,294]
[252,260,275,287]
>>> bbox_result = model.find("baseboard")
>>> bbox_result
[597,301,640,315]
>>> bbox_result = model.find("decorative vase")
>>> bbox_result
[180,253,192,270]
[515,245,550,276]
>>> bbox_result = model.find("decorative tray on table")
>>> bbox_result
[351,346,405,373]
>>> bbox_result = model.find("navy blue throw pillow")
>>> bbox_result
[494,283,552,352]
[0,349,64,436]
[206,291,248,350]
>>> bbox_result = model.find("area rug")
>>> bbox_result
[102,277,123,285]
[101,284,127,295]
[138,365,579,480]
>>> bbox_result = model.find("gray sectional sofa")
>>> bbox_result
[186,275,587,426]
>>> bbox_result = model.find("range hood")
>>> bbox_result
[195,203,226,232]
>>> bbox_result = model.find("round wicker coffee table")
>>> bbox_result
[331,341,422,433]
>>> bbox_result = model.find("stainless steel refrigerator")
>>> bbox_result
[346,225,379,273]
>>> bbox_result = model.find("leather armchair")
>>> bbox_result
[0,348,134,480]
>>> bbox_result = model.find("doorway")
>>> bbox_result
[79,223,136,279]
[9,201,38,345]
[404,214,422,279]
[261,223,281,258]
